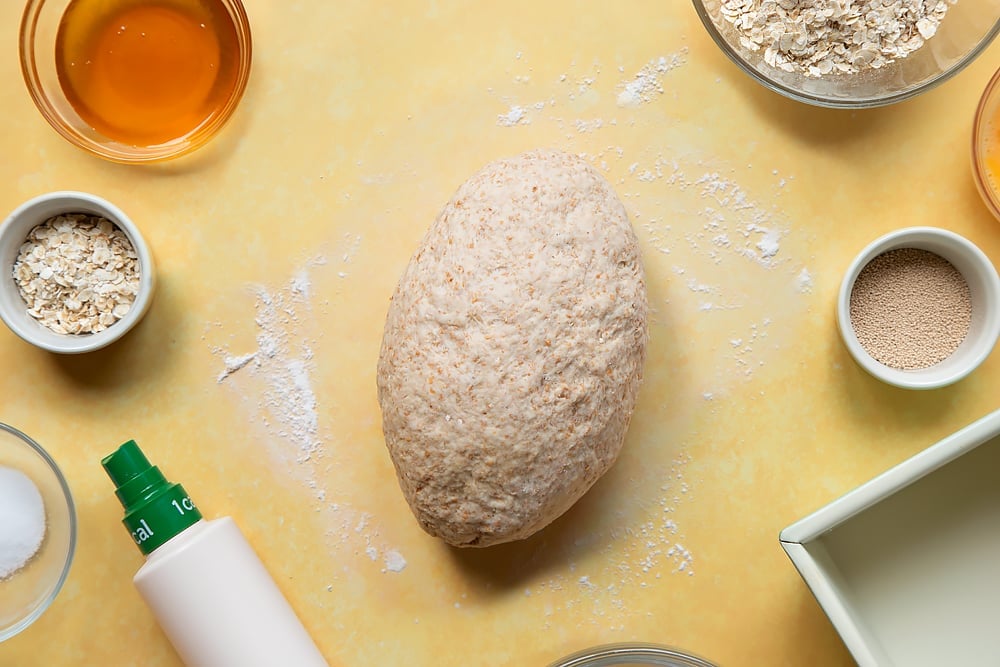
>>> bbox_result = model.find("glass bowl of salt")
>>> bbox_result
[0,423,75,642]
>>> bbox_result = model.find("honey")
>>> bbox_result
[56,0,242,147]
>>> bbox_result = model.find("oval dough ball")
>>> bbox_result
[377,149,648,547]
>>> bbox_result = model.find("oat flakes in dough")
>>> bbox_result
[376,149,648,548]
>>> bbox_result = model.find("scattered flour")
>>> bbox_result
[291,269,311,299]
[756,229,781,258]
[213,274,322,465]
[616,49,690,107]
[211,256,408,578]
[493,50,688,132]
[693,171,787,267]
[327,503,407,574]
[625,156,792,274]
[727,319,773,379]
[514,450,698,631]
[335,232,362,279]
[497,105,529,127]
[217,352,257,383]
[383,550,408,573]
[795,267,814,293]
[607,150,813,407]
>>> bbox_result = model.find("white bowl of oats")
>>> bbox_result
[0,191,155,354]
[693,0,1000,107]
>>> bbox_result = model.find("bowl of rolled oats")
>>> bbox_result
[693,0,1000,107]
[0,191,155,353]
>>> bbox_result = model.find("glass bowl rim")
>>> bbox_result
[549,642,718,667]
[17,0,254,164]
[0,422,77,643]
[691,0,1000,109]
[972,63,1000,221]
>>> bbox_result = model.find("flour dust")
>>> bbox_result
[210,239,407,576]
[493,48,688,129]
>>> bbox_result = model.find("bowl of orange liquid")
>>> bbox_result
[974,65,1000,222]
[20,0,252,163]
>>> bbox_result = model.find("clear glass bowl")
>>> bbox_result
[0,423,76,643]
[693,0,1000,108]
[973,64,1000,221]
[19,0,253,163]
[549,643,718,667]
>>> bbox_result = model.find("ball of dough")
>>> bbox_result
[377,149,648,547]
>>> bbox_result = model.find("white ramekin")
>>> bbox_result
[0,191,155,354]
[837,227,1000,390]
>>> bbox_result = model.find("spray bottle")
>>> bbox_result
[101,440,329,667]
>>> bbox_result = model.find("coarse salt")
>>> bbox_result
[0,466,46,580]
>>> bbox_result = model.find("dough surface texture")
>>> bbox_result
[377,149,648,547]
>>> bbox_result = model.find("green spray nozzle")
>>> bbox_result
[103,440,166,506]
[102,440,203,556]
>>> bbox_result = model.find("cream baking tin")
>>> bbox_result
[780,409,1000,666]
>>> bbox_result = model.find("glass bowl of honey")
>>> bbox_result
[19,0,252,163]
[974,65,1000,221]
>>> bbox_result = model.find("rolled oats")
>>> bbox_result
[719,0,955,76]
[12,213,140,335]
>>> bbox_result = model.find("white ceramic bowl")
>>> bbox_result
[837,227,1000,389]
[0,191,155,353]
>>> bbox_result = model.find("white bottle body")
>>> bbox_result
[134,517,328,667]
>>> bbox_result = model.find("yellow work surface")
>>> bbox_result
[2,1,1000,665]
